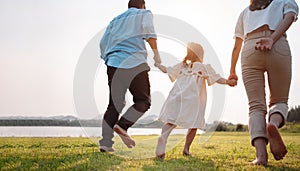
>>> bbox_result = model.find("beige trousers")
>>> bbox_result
[241,31,292,146]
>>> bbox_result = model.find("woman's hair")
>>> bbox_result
[182,42,204,65]
[128,0,145,9]
[249,0,273,11]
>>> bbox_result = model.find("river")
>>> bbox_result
[0,126,204,137]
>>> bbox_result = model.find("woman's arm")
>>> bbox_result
[229,37,243,81]
[255,12,297,51]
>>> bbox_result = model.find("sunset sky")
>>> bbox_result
[0,0,299,124]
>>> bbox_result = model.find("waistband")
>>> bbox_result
[246,30,273,40]
[246,30,287,40]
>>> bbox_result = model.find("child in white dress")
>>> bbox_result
[154,42,237,159]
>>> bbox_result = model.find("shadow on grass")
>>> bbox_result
[143,156,216,171]
[266,165,300,171]
[0,151,125,171]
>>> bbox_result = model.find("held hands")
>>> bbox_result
[154,61,167,73]
[228,72,238,87]
[255,37,274,51]
[154,62,160,67]
[226,79,237,87]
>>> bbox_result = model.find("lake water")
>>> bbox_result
[0,126,204,137]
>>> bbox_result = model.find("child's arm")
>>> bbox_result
[216,78,237,86]
[155,63,167,73]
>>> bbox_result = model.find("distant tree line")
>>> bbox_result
[0,119,164,128]
[2,105,298,128]
[0,119,101,127]
[287,105,300,122]
[215,105,300,132]
[215,122,248,132]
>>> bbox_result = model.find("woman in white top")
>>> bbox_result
[229,0,298,166]
[154,42,237,159]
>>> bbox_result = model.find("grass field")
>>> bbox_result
[0,132,299,171]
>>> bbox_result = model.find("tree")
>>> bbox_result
[287,105,300,122]
[236,124,247,132]
[216,122,228,131]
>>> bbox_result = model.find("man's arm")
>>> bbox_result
[147,38,161,64]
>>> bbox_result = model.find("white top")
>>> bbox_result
[158,62,221,129]
[235,0,299,40]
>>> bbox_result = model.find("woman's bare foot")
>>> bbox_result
[252,138,268,166]
[267,123,287,160]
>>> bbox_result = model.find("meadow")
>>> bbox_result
[0,131,299,171]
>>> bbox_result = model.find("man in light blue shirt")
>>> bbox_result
[99,0,161,152]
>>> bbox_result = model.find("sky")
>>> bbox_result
[0,0,299,124]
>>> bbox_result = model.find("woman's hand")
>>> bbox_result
[228,72,238,81]
[227,79,238,87]
[255,12,296,51]
[255,37,274,51]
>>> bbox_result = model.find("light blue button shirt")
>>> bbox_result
[100,8,157,69]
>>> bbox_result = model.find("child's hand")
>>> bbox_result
[227,79,237,87]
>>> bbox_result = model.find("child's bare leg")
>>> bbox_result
[155,123,176,158]
[183,128,197,156]
[268,113,287,160]
[252,138,268,166]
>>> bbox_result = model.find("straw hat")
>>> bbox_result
[187,42,204,61]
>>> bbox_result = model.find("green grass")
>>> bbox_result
[281,122,300,133]
[0,132,299,171]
